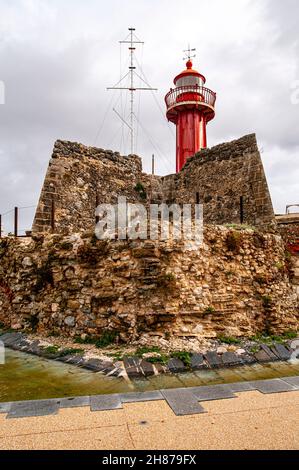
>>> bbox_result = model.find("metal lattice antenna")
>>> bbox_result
[183,44,196,61]
[107,28,157,155]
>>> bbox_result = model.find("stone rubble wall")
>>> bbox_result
[0,226,298,341]
[32,140,160,234]
[160,134,274,227]
[32,134,275,234]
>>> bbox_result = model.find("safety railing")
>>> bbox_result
[165,85,216,111]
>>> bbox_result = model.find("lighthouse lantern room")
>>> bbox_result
[165,50,216,172]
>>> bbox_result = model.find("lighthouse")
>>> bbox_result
[165,52,216,172]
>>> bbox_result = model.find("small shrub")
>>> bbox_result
[34,261,54,293]
[203,306,215,316]
[27,315,39,332]
[135,346,161,357]
[43,345,60,356]
[134,182,147,200]
[59,348,84,357]
[218,335,241,345]
[145,354,169,365]
[254,275,268,285]
[262,295,273,309]
[225,232,242,253]
[282,331,297,340]
[74,335,95,345]
[172,351,192,368]
[95,331,118,348]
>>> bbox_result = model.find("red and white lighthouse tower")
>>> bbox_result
[165,51,216,172]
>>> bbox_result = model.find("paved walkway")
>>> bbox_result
[1,390,299,450]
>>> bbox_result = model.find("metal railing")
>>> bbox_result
[165,85,216,112]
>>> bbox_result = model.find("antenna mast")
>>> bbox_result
[107,27,157,155]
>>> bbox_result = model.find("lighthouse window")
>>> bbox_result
[176,76,203,88]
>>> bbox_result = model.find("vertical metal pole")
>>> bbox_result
[95,193,99,224]
[0,214,2,238]
[240,196,244,224]
[51,196,55,232]
[14,207,18,237]
[129,28,134,155]
[152,154,155,175]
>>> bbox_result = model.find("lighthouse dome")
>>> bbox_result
[174,60,206,87]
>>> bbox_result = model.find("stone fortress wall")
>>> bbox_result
[32,134,275,234]
[0,227,298,340]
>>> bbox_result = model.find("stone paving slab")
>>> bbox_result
[58,396,90,409]
[260,344,279,361]
[161,388,206,416]
[90,394,122,411]
[191,385,237,402]
[271,344,291,361]
[251,379,296,394]
[7,399,60,419]
[140,360,155,377]
[0,402,11,414]
[223,382,256,392]
[204,351,222,368]
[221,352,243,367]
[281,376,299,389]
[120,391,163,403]
[167,358,187,373]
[190,353,206,370]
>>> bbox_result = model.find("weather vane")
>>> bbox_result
[183,45,196,61]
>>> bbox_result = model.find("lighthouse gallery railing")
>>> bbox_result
[165,85,216,111]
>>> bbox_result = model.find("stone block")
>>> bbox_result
[252,379,296,394]
[161,389,206,416]
[7,399,60,419]
[167,358,187,373]
[90,394,122,411]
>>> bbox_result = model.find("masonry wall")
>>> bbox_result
[161,134,275,227]
[0,227,298,341]
[32,140,161,234]
[32,134,275,234]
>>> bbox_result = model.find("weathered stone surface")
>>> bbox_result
[281,376,299,389]
[7,399,59,419]
[0,224,298,341]
[167,358,187,373]
[59,396,90,409]
[271,344,291,361]
[190,353,206,370]
[254,347,275,363]
[32,134,275,234]
[191,385,236,401]
[90,394,122,411]
[123,357,143,378]
[161,388,206,416]
[221,352,243,367]
[120,391,163,403]
[140,360,155,377]
[252,379,296,394]
[204,351,222,368]
[0,402,11,414]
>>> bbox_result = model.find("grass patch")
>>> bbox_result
[218,335,241,345]
[95,331,118,348]
[172,351,192,368]
[59,348,84,357]
[43,345,60,355]
[135,346,161,357]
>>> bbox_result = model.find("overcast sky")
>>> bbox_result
[0,0,298,233]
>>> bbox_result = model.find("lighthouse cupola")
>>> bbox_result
[165,52,216,172]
